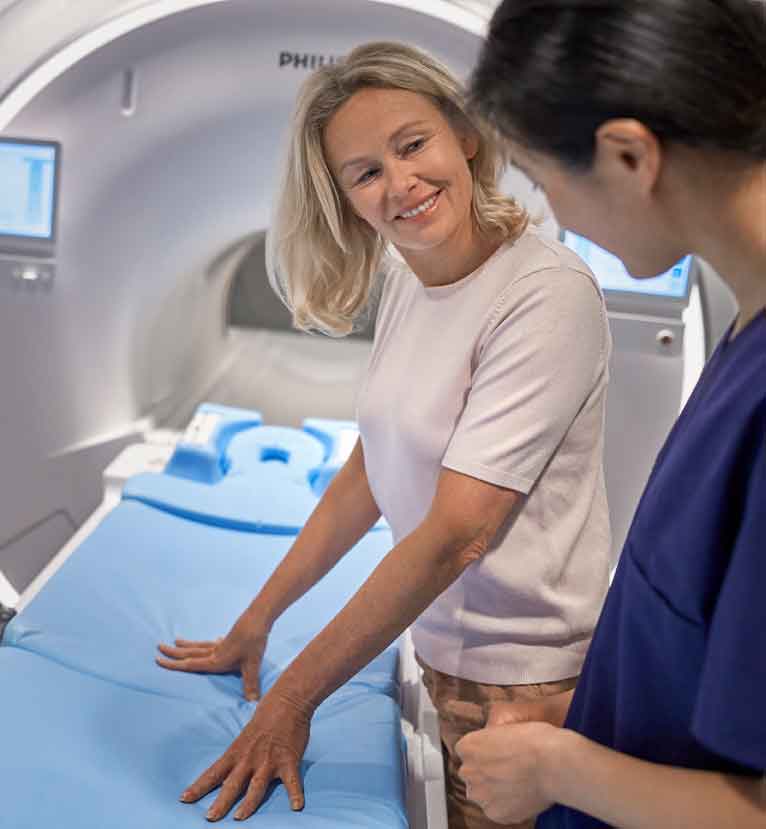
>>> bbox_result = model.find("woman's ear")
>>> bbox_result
[460,129,480,162]
[593,119,662,196]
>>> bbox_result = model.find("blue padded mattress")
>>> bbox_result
[5,500,398,706]
[1,408,406,828]
[1,649,405,828]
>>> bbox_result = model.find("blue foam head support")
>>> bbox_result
[164,403,264,484]
[224,426,326,483]
[124,405,327,533]
[125,405,388,533]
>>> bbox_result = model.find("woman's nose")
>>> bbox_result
[385,161,417,202]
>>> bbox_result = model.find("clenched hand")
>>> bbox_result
[455,700,565,824]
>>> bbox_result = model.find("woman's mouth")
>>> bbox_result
[396,190,441,221]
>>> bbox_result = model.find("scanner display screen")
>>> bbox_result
[0,139,59,240]
[562,230,691,299]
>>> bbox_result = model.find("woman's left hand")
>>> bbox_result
[455,720,559,824]
[180,687,313,822]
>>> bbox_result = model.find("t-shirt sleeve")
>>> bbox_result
[692,432,766,772]
[441,267,609,494]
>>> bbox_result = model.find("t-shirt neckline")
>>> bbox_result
[418,237,515,298]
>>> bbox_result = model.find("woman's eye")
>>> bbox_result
[356,168,379,185]
[403,138,425,155]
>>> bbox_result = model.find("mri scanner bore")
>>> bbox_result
[0,1,742,828]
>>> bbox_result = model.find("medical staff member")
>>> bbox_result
[157,42,612,827]
[455,1,766,827]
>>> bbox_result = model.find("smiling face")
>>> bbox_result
[323,87,479,263]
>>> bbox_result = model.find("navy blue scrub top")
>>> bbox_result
[539,311,766,829]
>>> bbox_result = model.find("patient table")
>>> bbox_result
[1,405,445,827]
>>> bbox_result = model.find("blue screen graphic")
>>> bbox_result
[0,140,58,240]
[562,231,691,299]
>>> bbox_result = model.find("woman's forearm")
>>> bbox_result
[272,467,519,711]
[274,510,484,709]
[546,728,765,828]
[249,439,381,629]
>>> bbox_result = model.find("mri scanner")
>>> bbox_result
[0,1,739,826]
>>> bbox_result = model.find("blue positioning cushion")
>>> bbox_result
[163,402,264,484]
[124,407,386,533]
[1,648,407,828]
[124,426,327,534]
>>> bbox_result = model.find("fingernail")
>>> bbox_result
[234,811,244,821]
[179,791,191,802]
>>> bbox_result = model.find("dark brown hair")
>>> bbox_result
[471,0,766,168]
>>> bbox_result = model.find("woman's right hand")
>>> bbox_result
[156,610,269,700]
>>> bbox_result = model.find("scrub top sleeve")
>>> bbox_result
[442,267,608,494]
[692,434,766,773]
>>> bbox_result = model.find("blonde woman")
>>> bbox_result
[157,42,611,828]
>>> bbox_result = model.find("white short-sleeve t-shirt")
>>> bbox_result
[357,229,612,684]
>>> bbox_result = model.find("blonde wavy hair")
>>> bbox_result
[268,41,529,336]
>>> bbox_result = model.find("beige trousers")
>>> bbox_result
[417,654,577,829]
